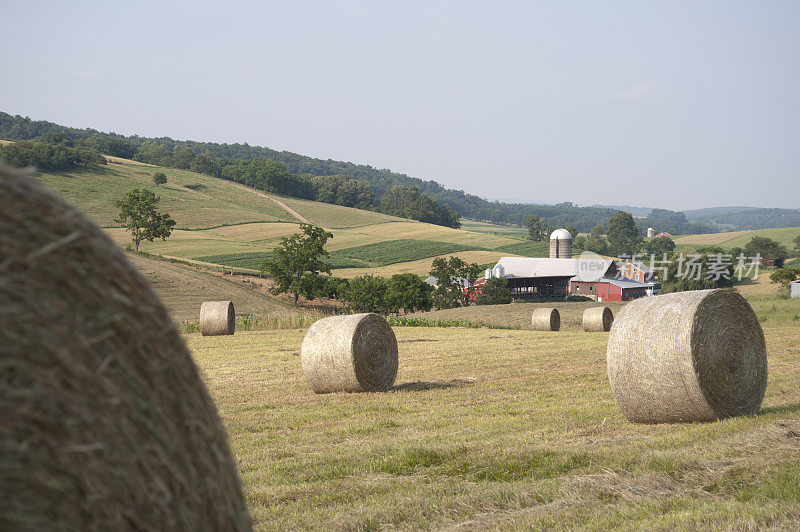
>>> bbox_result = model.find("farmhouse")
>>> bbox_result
[618,260,654,283]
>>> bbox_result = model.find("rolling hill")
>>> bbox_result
[33,157,535,283]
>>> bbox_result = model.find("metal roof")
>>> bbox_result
[494,257,613,279]
[550,228,572,240]
[569,276,656,289]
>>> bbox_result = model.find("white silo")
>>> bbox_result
[647,227,655,238]
[549,228,573,258]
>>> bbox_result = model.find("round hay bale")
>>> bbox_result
[583,306,613,332]
[531,308,560,331]
[606,289,767,424]
[301,313,398,393]
[0,167,251,530]
[201,300,235,336]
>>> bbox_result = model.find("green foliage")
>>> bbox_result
[260,224,333,304]
[84,132,137,158]
[565,224,579,239]
[584,224,608,255]
[320,276,349,299]
[331,239,475,266]
[525,214,551,242]
[745,236,788,266]
[769,267,800,296]
[607,211,642,257]
[429,256,483,309]
[645,235,676,256]
[639,208,717,235]
[115,188,176,252]
[386,273,434,313]
[152,171,167,186]
[380,185,461,228]
[476,277,512,305]
[341,274,389,313]
[308,174,374,210]
[0,140,105,170]
[657,252,735,293]
[794,234,800,251]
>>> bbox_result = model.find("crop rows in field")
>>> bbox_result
[492,241,549,257]
[329,239,478,266]
[196,252,367,271]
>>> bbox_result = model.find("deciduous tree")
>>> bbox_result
[115,188,176,252]
[261,224,333,305]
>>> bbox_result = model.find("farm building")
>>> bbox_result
[489,256,618,298]
[791,280,800,299]
[569,277,657,302]
[549,228,573,258]
[618,260,654,283]
[655,232,672,238]
[647,227,655,238]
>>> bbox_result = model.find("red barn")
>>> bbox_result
[569,277,656,302]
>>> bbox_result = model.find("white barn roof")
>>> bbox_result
[493,257,614,279]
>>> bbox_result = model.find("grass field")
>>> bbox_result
[676,227,800,250]
[187,293,800,529]
[460,218,529,237]
[332,250,521,278]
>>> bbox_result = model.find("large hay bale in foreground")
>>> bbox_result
[583,306,613,332]
[201,300,235,336]
[531,308,560,331]
[607,289,767,424]
[301,313,398,393]
[0,167,251,530]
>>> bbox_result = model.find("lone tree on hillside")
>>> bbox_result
[152,172,167,187]
[607,211,642,257]
[261,224,333,305]
[115,188,176,252]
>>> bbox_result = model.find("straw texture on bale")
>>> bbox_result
[301,313,398,393]
[201,300,235,336]
[531,308,560,331]
[0,166,251,530]
[583,306,614,332]
[607,289,767,424]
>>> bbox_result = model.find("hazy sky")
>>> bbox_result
[2,1,798,210]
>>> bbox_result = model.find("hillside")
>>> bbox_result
[33,158,536,282]
[127,253,311,323]
[675,227,800,251]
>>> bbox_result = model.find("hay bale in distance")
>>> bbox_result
[606,289,767,424]
[531,308,560,331]
[583,306,613,332]
[0,167,251,530]
[200,300,235,336]
[301,313,398,393]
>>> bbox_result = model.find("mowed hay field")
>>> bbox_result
[411,300,628,330]
[127,253,312,323]
[189,300,800,529]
